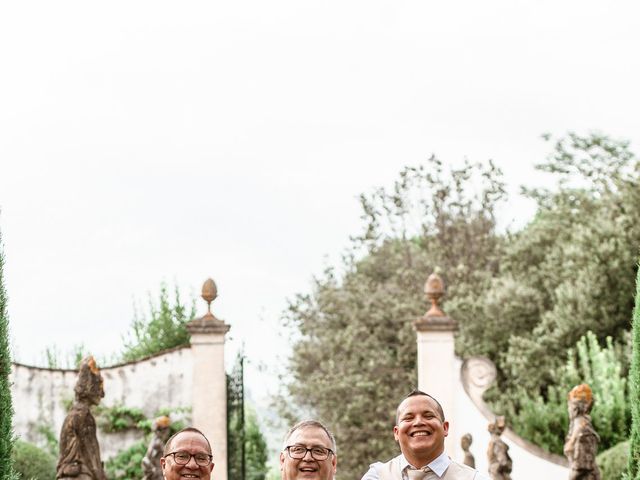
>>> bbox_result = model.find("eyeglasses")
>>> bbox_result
[165,451,213,467]
[285,445,334,461]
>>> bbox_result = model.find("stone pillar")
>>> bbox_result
[187,278,230,480]
[413,272,458,457]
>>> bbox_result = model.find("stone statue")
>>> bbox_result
[564,384,601,480]
[461,433,475,468]
[142,415,172,480]
[487,416,512,480]
[57,356,107,480]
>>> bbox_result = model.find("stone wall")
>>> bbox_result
[10,346,193,459]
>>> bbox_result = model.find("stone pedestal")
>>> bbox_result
[414,314,457,456]
[413,273,458,457]
[187,312,230,480]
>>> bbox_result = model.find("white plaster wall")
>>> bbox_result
[10,346,193,459]
[449,357,569,479]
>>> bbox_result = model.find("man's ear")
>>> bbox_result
[280,451,285,470]
[393,425,400,443]
[160,457,166,469]
[331,453,337,474]
[443,421,450,437]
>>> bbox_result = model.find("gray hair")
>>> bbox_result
[282,420,337,453]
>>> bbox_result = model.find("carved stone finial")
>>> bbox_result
[424,272,445,317]
[201,278,218,317]
[414,272,456,331]
[187,277,230,336]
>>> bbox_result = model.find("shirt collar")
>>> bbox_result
[401,451,451,478]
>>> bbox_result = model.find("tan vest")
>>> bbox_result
[373,455,479,480]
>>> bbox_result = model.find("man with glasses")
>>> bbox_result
[161,427,215,480]
[280,420,337,480]
[361,391,489,480]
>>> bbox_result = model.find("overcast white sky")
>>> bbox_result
[1,0,639,417]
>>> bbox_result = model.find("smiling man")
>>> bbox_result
[160,427,215,480]
[361,391,489,480]
[280,420,338,480]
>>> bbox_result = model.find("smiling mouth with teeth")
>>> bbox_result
[411,431,431,437]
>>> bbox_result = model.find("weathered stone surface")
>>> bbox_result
[564,384,601,480]
[57,356,106,480]
[487,416,512,480]
[142,416,171,480]
[461,433,476,468]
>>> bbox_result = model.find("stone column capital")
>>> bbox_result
[413,314,458,332]
[186,313,230,336]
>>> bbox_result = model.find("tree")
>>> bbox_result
[280,158,506,479]
[281,133,640,473]
[121,283,196,362]
[0,227,15,480]
[627,262,640,480]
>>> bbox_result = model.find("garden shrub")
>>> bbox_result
[598,440,629,480]
[11,439,56,480]
[105,439,147,480]
[489,331,629,455]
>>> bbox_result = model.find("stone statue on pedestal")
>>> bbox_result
[564,384,601,480]
[142,415,172,480]
[461,433,475,468]
[57,356,106,480]
[487,416,512,480]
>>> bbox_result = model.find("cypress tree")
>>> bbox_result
[0,227,14,479]
[628,262,640,480]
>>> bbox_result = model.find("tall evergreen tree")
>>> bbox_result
[0,227,14,479]
[627,262,640,479]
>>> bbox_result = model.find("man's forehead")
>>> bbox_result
[398,395,439,415]
[288,426,332,446]
[170,431,210,451]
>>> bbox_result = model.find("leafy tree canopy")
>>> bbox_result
[280,133,640,477]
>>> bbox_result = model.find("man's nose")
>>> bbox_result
[302,449,314,461]
[185,455,199,468]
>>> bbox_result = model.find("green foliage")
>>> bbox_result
[496,133,640,395]
[11,440,56,480]
[491,331,629,455]
[36,422,59,458]
[281,132,640,469]
[599,441,629,480]
[245,408,269,480]
[121,283,196,362]
[95,404,148,433]
[1,228,15,480]
[281,158,506,479]
[103,407,188,480]
[105,439,147,480]
[42,343,88,369]
[228,352,269,480]
[627,264,640,480]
